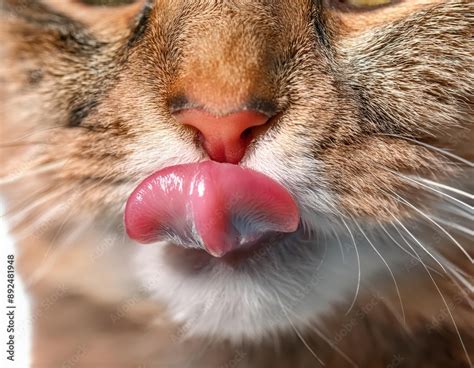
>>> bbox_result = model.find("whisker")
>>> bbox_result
[332,229,346,264]
[416,177,474,199]
[390,220,452,280]
[275,292,325,366]
[390,220,472,366]
[13,199,71,242]
[23,241,69,288]
[0,125,68,147]
[0,160,67,186]
[398,174,472,211]
[390,191,473,263]
[339,217,361,316]
[1,184,57,218]
[377,220,417,259]
[23,218,95,288]
[42,206,81,262]
[385,212,471,315]
[388,223,472,326]
[372,163,472,212]
[390,216,447,273]
[45,173,116,258]
[379,134,473,167]
[6,186,71,225]
[289,311,358,368]
[10,178,97,241]
[376,220,441,276]
[353,220,406,325]
[436,254,473,295]
[429,215,474,238]
[0,141,53,149]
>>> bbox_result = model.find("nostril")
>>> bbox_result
[195,130,205,144]
[240,127,253,139]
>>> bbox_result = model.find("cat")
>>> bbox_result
[0,0,472,367]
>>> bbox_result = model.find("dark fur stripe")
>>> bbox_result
[127,0,153,47]
[68,100,99,128]
[2,0,103,53]
[312,1,332,51]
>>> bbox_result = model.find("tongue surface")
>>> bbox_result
[125,161,299,257]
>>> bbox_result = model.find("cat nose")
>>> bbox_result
[174,108,272,164]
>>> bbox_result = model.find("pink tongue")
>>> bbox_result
[125,161,299,257]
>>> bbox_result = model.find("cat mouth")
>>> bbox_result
[162,231,296,269]
[124,161,300,257]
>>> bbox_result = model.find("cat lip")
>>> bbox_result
[124,161,300,257]
[163,231,293,268]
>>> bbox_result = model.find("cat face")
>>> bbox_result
[1,0,472,340]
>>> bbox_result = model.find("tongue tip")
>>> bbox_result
[204,241,233,258]
[206,248,227,258]
[124,204,160,244]
[285,213,300,233]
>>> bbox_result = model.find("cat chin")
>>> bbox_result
[132,234,364,342]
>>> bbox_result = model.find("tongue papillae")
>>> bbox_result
[124,161,299,257]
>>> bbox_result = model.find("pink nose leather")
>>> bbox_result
[174,109,270,164]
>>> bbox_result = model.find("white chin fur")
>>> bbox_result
[133,232,381,342]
